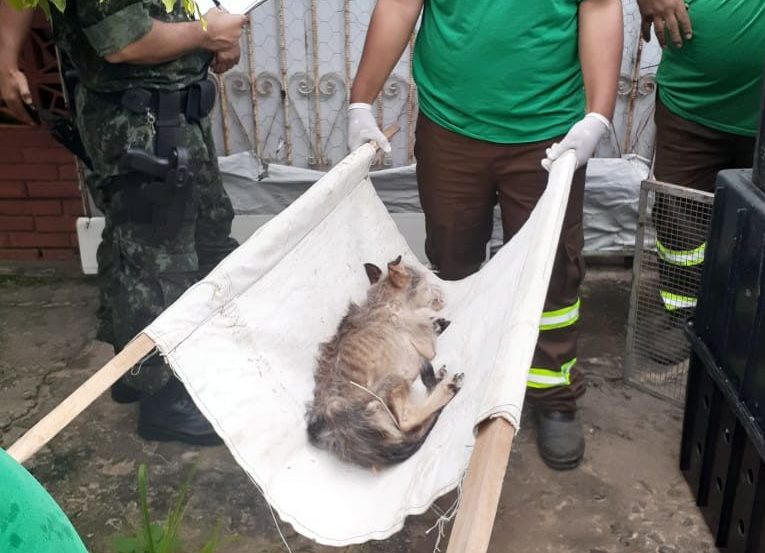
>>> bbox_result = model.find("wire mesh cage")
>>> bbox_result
[624,180,715,404]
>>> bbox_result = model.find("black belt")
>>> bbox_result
[120,78,217,128]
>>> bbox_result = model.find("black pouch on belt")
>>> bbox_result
[184,78,217,123]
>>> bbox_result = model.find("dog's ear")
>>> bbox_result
[387,256,410,289]
[364,263,383,284]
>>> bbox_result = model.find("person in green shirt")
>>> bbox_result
[348,0,623,470]
[0,449,88,553]
[637,0,765,365]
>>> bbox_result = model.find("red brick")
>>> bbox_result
[8,231,71,248]
[0,148,23,163]
[35,215,77,233]
[58,164,79,180]
[41,248,78,260]
[62,199,85,216]
[0,248,40,260]
[0,182,27,198]
[27,180,81,198]
[0,128,57,148]
[0,233,8,247]
[21,147,75,164]
[0,215,35,231]
[0,164,59,181]
[70,233,80,248]
[0,200,61,215]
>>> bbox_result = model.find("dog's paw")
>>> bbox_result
[436,365,448,381]
[448,372,464,393]
[433,318,451,335]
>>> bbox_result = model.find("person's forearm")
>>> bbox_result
[350,0,423,104]
[0,3,34,70]
[579,0,623,118]
[105,19,208,65]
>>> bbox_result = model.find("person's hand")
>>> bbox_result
[637,0,692,48]
[541,113,610,171]
[202,7,247,52]
[211,43,240,74]
[347,103,391,153]
[0,65,35,125]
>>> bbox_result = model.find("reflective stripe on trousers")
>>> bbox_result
[656,239,706,267]
[527,357,577,389]
[539,298,580,331]
[660,290,697,310]
[527,299,580,388]
[656,239,704,311]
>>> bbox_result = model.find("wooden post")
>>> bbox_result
[446,417,515,553]
[7,334,155,464]
[379,123,400,148]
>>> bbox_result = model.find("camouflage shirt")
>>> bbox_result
[51,0,212,93]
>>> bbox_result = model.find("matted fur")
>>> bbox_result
[306,256,463,468]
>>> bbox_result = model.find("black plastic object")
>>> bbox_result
[681,327,765,551]
[695,169,765,429]
[699,403,740,545]
[725,439,765,553]
[754,75,765,193]
[680,356,718,500]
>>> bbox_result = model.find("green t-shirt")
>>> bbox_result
[0,449,88,553]
[412,0,585,144]
[657,0,765,137]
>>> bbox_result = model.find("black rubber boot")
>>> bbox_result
[644,309,691,366]
[535,410,585,471]
[110,378,141,404]
[137,378,222,446]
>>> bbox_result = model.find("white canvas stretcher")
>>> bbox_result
[8,141,578,550]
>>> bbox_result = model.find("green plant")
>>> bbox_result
[5,0,199,24]
[111,464,222,553]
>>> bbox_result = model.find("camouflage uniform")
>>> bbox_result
[51,0,238,392]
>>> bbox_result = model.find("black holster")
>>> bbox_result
[116,79,216,237]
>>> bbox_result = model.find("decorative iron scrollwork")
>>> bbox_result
[637,74,656,96]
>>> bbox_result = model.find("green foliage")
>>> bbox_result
[5,0,198,19]
[110,464,223,553]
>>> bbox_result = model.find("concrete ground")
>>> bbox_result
[0,262,717,553]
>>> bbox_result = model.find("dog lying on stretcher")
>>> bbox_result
[306,255,463,468]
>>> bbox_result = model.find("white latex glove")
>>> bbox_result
[541,113,610,171]
[347,103,391,153]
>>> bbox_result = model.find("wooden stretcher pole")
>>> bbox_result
[446,417,515,553]
[7,333,156,464]
[7,123,401,466]
[376,122,400,150]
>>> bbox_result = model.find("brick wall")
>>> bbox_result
[0,127,83,261]
[0,13,84,262]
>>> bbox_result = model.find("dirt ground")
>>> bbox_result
[0,261,717,553]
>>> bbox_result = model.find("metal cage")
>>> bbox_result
[624,180,715,404]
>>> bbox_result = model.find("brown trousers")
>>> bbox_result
[654,95,755,193]
[653,95,755,310]
[414,113,587,412]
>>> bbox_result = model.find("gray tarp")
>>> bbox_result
[219,152,650,255]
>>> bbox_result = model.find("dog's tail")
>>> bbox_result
[306,402,441,468]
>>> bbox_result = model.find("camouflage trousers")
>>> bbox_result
[83,114,238,394]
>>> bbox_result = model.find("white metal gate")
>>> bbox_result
[209,0,662,168]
